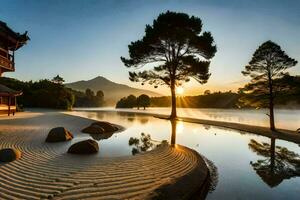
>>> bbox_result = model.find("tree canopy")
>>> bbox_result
[0,77,74,110]
[116,95,137,108]
[241,41,297,107]
[121,11,216,118]
[0,77,106,109]
[241,40,297,130]
[51,75,65,85]
[137,94,150,109]
[72,88,104,107]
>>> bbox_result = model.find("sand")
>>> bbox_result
[0,111,208,200]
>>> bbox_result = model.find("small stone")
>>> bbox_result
[0,148,22,162]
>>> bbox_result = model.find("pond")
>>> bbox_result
[68,110,300,200]
[74,107,300,131]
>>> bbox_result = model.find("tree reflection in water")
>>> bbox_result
[249,138,300,187]
[128,133,168,155]
[128,119,178,155]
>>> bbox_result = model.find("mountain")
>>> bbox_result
[65,76,161,105]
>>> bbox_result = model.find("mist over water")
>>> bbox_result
[74,107,300,131]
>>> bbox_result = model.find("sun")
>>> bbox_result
[176,86,184,95]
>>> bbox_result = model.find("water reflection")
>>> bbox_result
[67,111,300,199]
[128,119,178,155]
[89,132,114,141]
[249,138,300,187]
[116,112,149,124]
[203,124,211,130]
[128,132,168,155]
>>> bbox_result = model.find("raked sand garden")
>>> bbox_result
[0,111,209,200]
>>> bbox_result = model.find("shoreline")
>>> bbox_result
[0,111,209,199]
[72,109,300,144]
[156,115,300,144]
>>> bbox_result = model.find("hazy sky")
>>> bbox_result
[1,0,300,95]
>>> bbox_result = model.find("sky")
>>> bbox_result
[1,0,300,95]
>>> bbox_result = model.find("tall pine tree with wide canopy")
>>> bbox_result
[121,11,216,119]
[241,41,297,131]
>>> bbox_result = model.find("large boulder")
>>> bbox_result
[46,127,73,143]
[82,124,105,134]
[91,121,118,132]
[0,148,22,162]
[67,139,99,154]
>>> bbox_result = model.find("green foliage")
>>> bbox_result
[71,88,104,107]
[115,95,137,108]
[137,94,150,109]
[0,77,74,110]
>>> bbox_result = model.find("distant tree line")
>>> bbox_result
[72,88,104,107]
[116,75,300,109]
[0,77,74,110]
[150,91,240,108]
[116,94,150,109]
[0,76,105,110]
[238,74,300,109]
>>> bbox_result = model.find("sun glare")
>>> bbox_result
[176,121,184,134]
[176,87,184,95]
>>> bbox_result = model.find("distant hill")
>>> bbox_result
[65,76,161,105]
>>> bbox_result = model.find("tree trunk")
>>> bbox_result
[170,83,177,119]
[269,97,275,131]
[143,106,145,110]
[268,73,276,131]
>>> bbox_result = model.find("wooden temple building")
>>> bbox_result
[0,84,22,115]
[0,21,29,115]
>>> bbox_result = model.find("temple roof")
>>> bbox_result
[0,21,30,50]
[0,84,22,96]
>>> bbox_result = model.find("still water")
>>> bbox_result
[74,107,300,131]
[68,110,300,200]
